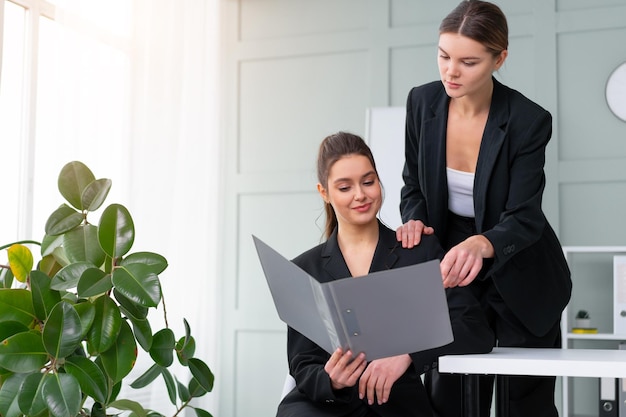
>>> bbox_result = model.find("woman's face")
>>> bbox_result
[318,154,382,229]
[437,32,507,99]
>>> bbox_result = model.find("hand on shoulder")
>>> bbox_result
[395,219,435,249]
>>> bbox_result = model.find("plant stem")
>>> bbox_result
[0,240,42,250]
[172,398,193,417]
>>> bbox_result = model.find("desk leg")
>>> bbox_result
[496,375,509,417]
[462,374,480,417]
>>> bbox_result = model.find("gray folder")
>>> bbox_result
[253,235,453,360]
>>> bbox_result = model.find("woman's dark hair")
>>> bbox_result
[317,131,379,239]
[440,0,508,56]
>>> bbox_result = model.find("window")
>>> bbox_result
[0,0,132,247]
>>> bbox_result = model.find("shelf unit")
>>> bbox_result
[561,246,626,417]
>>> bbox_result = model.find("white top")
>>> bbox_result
[447,167,475,217]
[439,347,626,378]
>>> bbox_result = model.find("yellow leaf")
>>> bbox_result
[7,244,34,283]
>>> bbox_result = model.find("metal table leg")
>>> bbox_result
[462,374,481,417]
[496,375,509,417]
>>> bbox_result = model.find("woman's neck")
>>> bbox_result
[336,221,379,277]
[450,79,493,118]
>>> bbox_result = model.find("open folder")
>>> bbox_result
[253,235,453,360]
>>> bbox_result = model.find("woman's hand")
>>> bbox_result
[358,354,412,405]
[324,348,367,390]
[395,219,434,249]
[440,235,494,288]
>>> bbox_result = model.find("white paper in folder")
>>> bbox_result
[614,256,626,335]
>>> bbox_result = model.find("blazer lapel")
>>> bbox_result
[321,223,400,278]
[321,229,352,280]
[370,222,400,272]
[423,89,450,234]
[474,78,508,231]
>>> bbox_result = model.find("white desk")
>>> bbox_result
[438,347,626,416]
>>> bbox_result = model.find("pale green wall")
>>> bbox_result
[218,1,626,416]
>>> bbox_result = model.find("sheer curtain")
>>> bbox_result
[1,0,221,413]
[126,0,221,413]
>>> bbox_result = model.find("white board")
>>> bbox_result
[365,107,406,230]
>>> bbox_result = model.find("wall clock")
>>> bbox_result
[606,62,626,122]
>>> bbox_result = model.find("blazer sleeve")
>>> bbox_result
[286,249,361,406]
[286,326,360,405]
[400,87,429,224]
[482,108,552,272]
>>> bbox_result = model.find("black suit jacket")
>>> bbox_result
[278,222,493,417]
[400,78,572,337]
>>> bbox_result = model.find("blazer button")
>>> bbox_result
[325,399,334,403]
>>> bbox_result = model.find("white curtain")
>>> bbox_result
[11,0,221,413]
[126,0,221,413]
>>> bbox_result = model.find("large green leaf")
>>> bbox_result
[41,233,65,257]
[39,253,64,278]
[30,270,62,321]
[0,267,15,289]
[98,204,135,259]
[51,261,94,291]
[114,289,148,319]
[74,301,96,339]
[188,377,208,398]
[87,296,122,354]
[7,244,33,283]
[122,310,153,351]
[64,356,108,404]
[112,264,161,308]
[0,321,29,342]
[149,328,175,367]
[17,372,47,416]
[82,178,112,212]
[100,320,137,383]
[193,407,214,417]
[108,399,147,417]
[77,268,112,298]
[162,367,177,405]
[42,372,81,417]
[44,204,83,236]
[64,224,106,266]
[121,252,168,275]
[0,288,36,326]
[176,335,196,366]
[177,378,190,402]
[0,374,27,417]
[43,302,83,359]
[188,358,214,393]
[58,161,96,211]
[0,331,48,372]
[130,363,161,389]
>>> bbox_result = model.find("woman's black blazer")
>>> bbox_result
[278,222,493,417]
[400,78,572,337]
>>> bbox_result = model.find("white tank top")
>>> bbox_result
[447,167,475,217]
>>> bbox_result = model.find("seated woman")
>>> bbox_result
[277,131,493,417]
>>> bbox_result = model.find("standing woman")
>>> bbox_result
[277,132,492,417]
[396,1,572,416]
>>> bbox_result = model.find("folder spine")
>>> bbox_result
[324,284,353,352]
[600,377,619,417]
[614,256,626,334]
[617,343,626,417]
[313,284,343,350]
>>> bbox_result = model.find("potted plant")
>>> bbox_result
[575,310,591,328]
[0,161,214,417]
